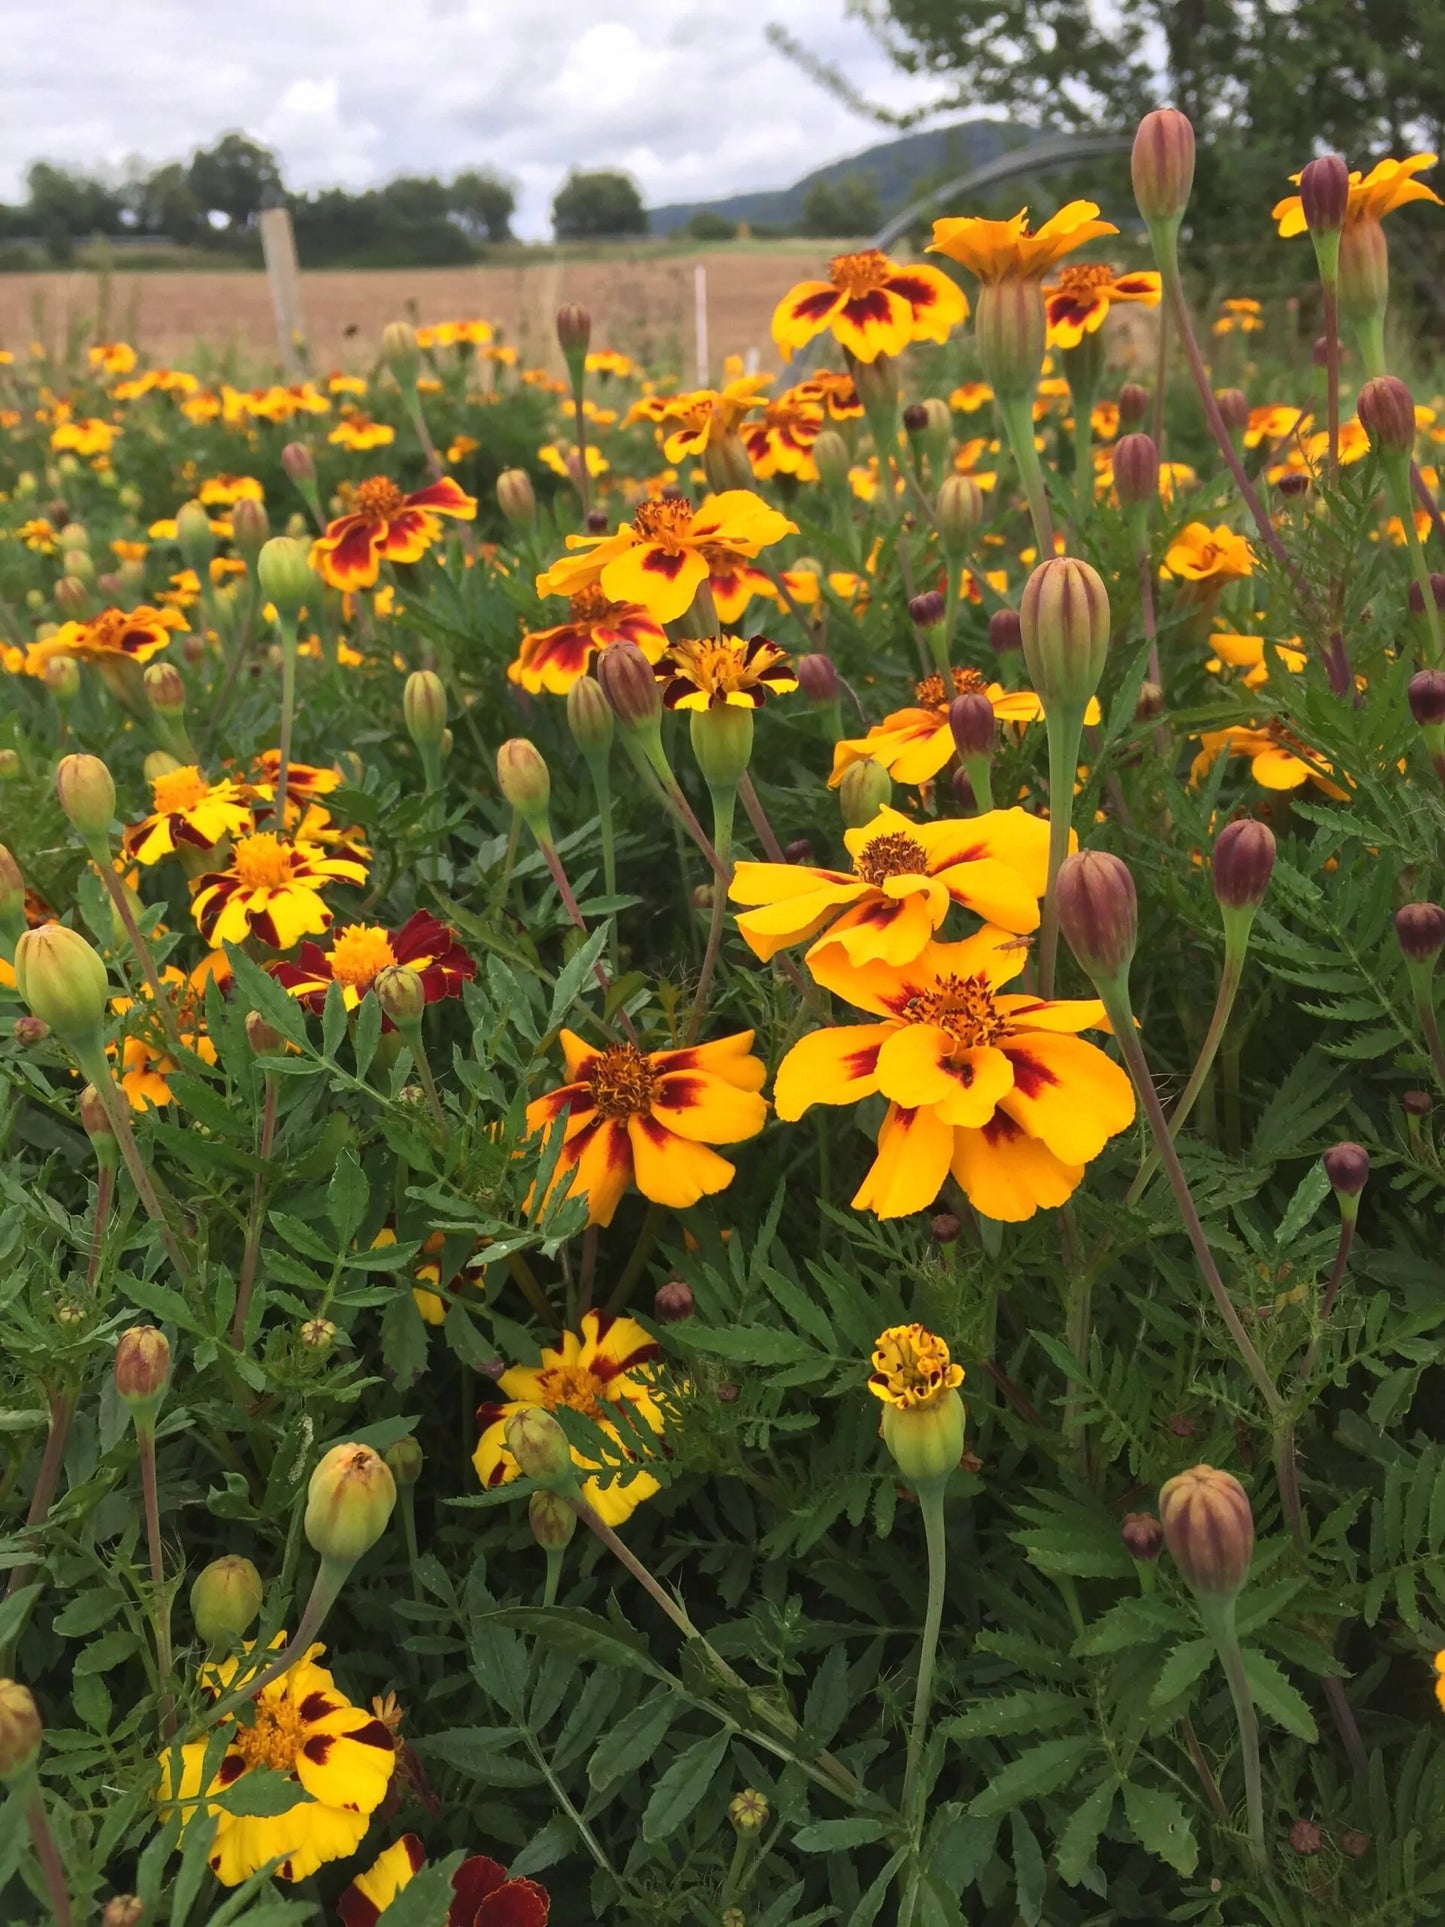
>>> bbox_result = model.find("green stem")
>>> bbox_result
[274,617,298,830]
[204,1556,350,1724]
[401,1023,448,1135]
[1127,934,1247,1205]
[1200,1597,1266,1872]
[902,1482,948,1821]
[997,391,1054,557]
[686,789,735,1044]
[585,751,618,971]
[25,1790,71,1927]
[137,1423,175,1738]
[1409,965,1445,1092]
[88,849,186,1059]
[1036,705,1084,999]
[231,1072,279,1349]
[72,1047,192,1282]
[1384,452,1443,664]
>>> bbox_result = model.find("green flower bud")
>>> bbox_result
[1131,107,1196,226]
[0,1680,41,1783]
[231,497,270,566]
[566,674,615,758]
[812,430,850,494]
[55,752,116,840]
[839,757,891,829]
[256,537,314,618]
[729,1789,770,1835]
[304,1443,396,1565]
[384,1437,424,1487]
[1020,556,1110,715]
[937,474,983,559]
[381,320,421,384]
[496,738,552,821]
[504,1407,577,1489]
[689,705,754,790]
[528,1488,577,1551]
[44,653,80,704]
[973,278,1046,401]
[190,1555,263,1644]
[496,468,537,529]
[403,670,447,751]
[14,923,109,1048]
[374,964,427,1029]
[175,500,215,577]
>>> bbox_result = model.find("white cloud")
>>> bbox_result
[0,1,942,236]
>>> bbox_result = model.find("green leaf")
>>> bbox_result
[212,1769,312,1817]
[640,1727,731,1842]
[222,943,308,1048]
[802,1641,850,1748]
[1240,1648,1318,1740]
[547,923,609,1031]
[381,1289,428,1392]
[682,1325,820,1367]
[946,1690,1082,1740]
[588,1692,679,1790]
[966,1735,1096,1818]
[792,1817,889,1852]
[1055,1775,1115,1887]
[377,1853,468,1925]
[1122,1780,1198,1876]
[417,1729,538,1787]
[484,1606,668,1680]
[327,1147,367,1244]
[1147,1638,1216,1711]
[321,979,348,1061]
[0,1584,45,1651]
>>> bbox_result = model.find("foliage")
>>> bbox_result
[800,170,883,238]
[551,169,649,240]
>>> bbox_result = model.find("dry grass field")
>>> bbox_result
[0,247,838,379]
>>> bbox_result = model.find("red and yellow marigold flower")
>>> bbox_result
[928,202,1118,284]
[1189,723,1348,799]
[191,834,368,950]
[774,926,1135,1221]
[242,753,342,806]
[158,1639,396,1885]
[416,319,494,349]
[796,369,864,420]
[652,375,773,461]
[1273,154,1441,237]
[198,473,264,507]
[869,1325,964,1410]
[730,804,1055,969]
[328,411,396,451]
[654,633,796,710]
[270,911,475,1017]
[310,475,476,591]
[1043,263,1161,348]
[525,1030,766,1227]
[1161,523,1256,584]
[740,389,827,480]
[24,604,183,677]
[340,1835,551,1927]
[829,667,1096,791]
[535,490,796,626]
[89,341,138,376]
[539,441,609,481]
[110,956,226,1110]
[1206,633,1307,689]
[772,248,967,363]
[1212,297,1265,335]
[123,766,254,866]
[473,1310,668,1526]
[508,587,667,695]
[51,415,119,456]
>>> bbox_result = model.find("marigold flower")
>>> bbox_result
[535,490,796,626]
[739,388,826,480]
[526,1030,766,1226]
[1273,153,1441,237]
[310,474,476,591]
[16,517,58,553]
[1161,522,1255,584]
[89,341,138,376]
[242,753,342,806]
[509,587,666,696]
[1189,722,1348,799]
[339,1835,551,1927]
[539,441,609,481]
[328,412,396,451]
[774,926,1135,1221]
[1043,263,1161,348]
[473,1310,668,1525]
[797,369,864,421]
[198,473,264,507]
[123,766,253,865]
[869,1324,964,1410]
[829,667,1098,791]
[271,911,474,1018]
[191,834,368,950]
[110,955,225,1109]
[416,319,494,349]
[51,415,119,456]
[158,1640,395,1885]
[650,375,773,461]
[731,803,1054,969]
[1205,633,1307,688]
[949,380,995,413]
[24,604,183,677]
[654,633,796,711]
[1211,296,1265,336]
[771,248,966,363]
[929,201,1118,283]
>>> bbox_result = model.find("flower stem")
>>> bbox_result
[73,1048,192,1281]
[3,1389,75,1610]
[274,616,299,831]
[86,1164,114,1291]
[401,1024,447,1134]
[997,392,1054,558]
[737,771,785,863]
[137,1421,175,1738]
[1411,979,1445,1092]
[1384,452,1444,665]
[1321,280,1341,486]
[25,1790,71,1927]
[88,850,186,1059]
[902,1482,948,1820]
[1127,937,1246,1205]
[1036,705,1084,1000]
[232,1071,279,1348]
[1200,1597,1266,1872]
[204,1556,350,1724]
[687,790,734,1044]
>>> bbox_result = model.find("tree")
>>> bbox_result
[448,169,515,243]
[25,162,123,260]
[552,169,648,240]
[686,210,739,242]
[801,172,882,238]
[377,175,450,225]
[188,133,284,229]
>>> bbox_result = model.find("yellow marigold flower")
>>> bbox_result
[535,490,796,626]
[191,834,368,951]
[148,513,229,541]
[1206,633,1307,688]
[270,911,474,1015]
[123,765,254,865]
[16,517,58,553]
[539,440,609,480]
[1161,522,1255,584]
[740,389,826,481]
[1211,296,1265,336]
[797,369,864,420]
[949,380,994,413]
[928,201,1118,283]
[654,375,773,462]
[51,416,119,456]
[110,538,150,563]
[1273,153,1441,237]
[731,803,1055,969]
[328,373,368,396]
[198,473,264,507]
[242,753,342,805]
[526,1030,767,1227]
[416,319,493,349]
[472,1310,668,1526]
[829,667,1099,791]
[586,348,636,378]
[110,955,226,1110]
[509,586,667,695]
[869,1324,964,1410]
[158,1639,395,1885]
[1042,262,1160,348]
[774,925,1136,1222]
[654,633,797,711]
[89,341,137,375]
[446,433,480,463]
[772,247,967,363]
[311,476,475,592]
[328,412,396,451]
[1189,722,1348,799]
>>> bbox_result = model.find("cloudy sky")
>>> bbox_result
[3,1,948,235]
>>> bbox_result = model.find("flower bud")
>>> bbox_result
[812,430,850,493]
[937,474,983,559]
[1338,217,1389,329]
[143,661,186,718]
[1395,901,1445,964]
[1020,556,1110,714]
[1322,1141,1369,1200]
[1403,1089,1432,1118]
[729,1789,770,1835]
[504,1406,577,1488]
[190,1555,263,1644]
[375,963,427,1029]
[585,508,610,534]
[175,500,215,575]
[1135,681,1164,722]
[58,520,88,552]
[1118,382,1149,431]
[949,691,996,760]
[566,674,615,758]
[989,608,1022,654]
[55,752,116,840]
[281,441,316,486]
[1211,818,1275,913]
[384,1437,424,1487]
[381,320,420,384]
[231,496,269,566]
[256,536,313,617]
[908,589,945,632]
[1214,388,1250,436]
[102,1898,145,1927]
[902,401,929,438]
[528,1489,577,1552]
[1408,575,1445,619]
[1300,155,1350,238]
[556,303,592,361]
[703,431,755,495]
[1276,472,1310,502]
[1357,375,1416,456]
[653,1278,695,1324]
[54,575,90,617]
[0,1680,41,1782]
[496,738,551,820]
[304,1443,396,1565]
[44,653,80,704]
[796,652,839,704]
[404,669,447,751]
[973,277,1046,400]
[597,638,662,728]
[0,844,26,934]
[1122,1512,1164,1562]
[1056,849,1138,981]
[882,1390,966,1488]
[1290,1818,1323,1857]
[1159,1464,1254,1602]
[245,1010,285,1055]
[13,1016,47,1046]
[14,922,109,1047]
[79,1084,118,1168]
[114,1326,171,1417]
[301,1316,336,1350]
[496,468,537,529]
[1113,432,1160,511]
[785,837,813,863]
[1131,107,1196,226]
[839,757,891,829]
[690,705,754,790]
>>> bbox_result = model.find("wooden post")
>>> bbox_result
[259,207,307,378]
[694,262,708,386]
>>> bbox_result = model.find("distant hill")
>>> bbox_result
[648,119,1038,235]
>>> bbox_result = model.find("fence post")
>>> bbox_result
[259,207,307,378]
[694,262,709,386]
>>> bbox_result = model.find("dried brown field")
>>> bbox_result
[0,248,837,379]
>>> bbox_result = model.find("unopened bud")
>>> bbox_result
[902,402,929,437]
[374,964,427,1029]
[496,468,537,529]
[381,320,420,384]
[56,752,116,839]
[1135,681,1164,722]
[785,836,813,863]
[1277,472,1310,500]
[301,1316,336,1350]
[190,1555,263,1645]
[231,496,269,565]
[143,661,186,718]
[796,652,839,704]
[281,442,316,486]
[973,277,1045,400]
[79,1084,117,1166]
[989,608,1022,654]
[1131,107,1196,226]
[102,1898,145,1927]
[44,653,80,704]
[256,536,313,617]
[949,691,996,760]
[114,1326,171,1414]
[528,1489,577,1552]
[0,843,24,926]
[404,670,447,751]
[496,738,551,820]
[13,1016,47,1046]
[0,1681,41,1782]
[703,431,755,495]
[14,922,109,1046]
[54,575,90,617]
[1211,818,1275,913]
[1290,1818,1323,1857]
[1300,155,1350,238]
[1358,375,1416,456]
[245,1011,285,1055]
[908,590,946,634]
[1408,574,1445,618]
[951,767,975,811]
[1020,556,1111,713]
[929,1211,961,1243]
[384,1437,424,1487]
[585,508,610,534]
[1403,1089,1432,1118]
[556,303,592,361]
[653,1279,695,1324]
[1214,389,1250,435]
[304,1443,396,1565]
[729,1789,770,1835]
[1118,382,1149,430]
[175,500,214,575]
[1056,849,1138,981]
[505,1406,576,1488]
[1338,217,1389,330]
[1113,433,1160,512]
[812,429,850,493]
[1159,1463,1254,1601]
[839,757,891,829]
[1322,1141,1369,1202]
[1122,1512,1164,1562]
[566,674,615,759]
[597,639,662,728]
[1395,900,1445,964]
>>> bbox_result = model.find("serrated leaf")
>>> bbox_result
[546,923,609,1032]
[966,1735,1096,1818]
[640,1727,731,1842]
[1055,1775,1115,1887]
[377,1853,468,1925]
[381,1289,428,1391]
[1147,1638,1216,1711]
[792,1817,888,1852]
[484,1606,668,1680]
[946,1690,1082,1740]
[327,1147,367,1244]
[682,1325,818,1366]
[1240,1648,1318,1740]
[588,1693,678,1789]
[1122,1780,1198,1876]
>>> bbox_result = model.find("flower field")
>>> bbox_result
[4,112,1445,1926]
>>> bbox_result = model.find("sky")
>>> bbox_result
[2,1,946,236]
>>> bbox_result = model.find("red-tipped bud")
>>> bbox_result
[988,608,1022,654]
[929,1211,962,1243]
[1122,1512,1164,1562]
[496,468,537,529]
[949,692,996,760]
[1358,375,1416,456]
[13,1016,47,1047]
[1408,574,1445,618]
[796,652,839,704]
[1403,1089,1433,1117]
[190,1555,263,1644]
[1118,382,1150,430]
[653,1279,695,1324]
[556,303,592,360]
[950,767,975,811]
[1211,818,1275,912]
[585,507,610,533]
[597,638,662,727]
[937,474,983,557]
[1113,432,1160,510]
[78,1084,116,1158]
[1409,669,1445,726]
[496,738,551,819]
[281,442,316,486]
[1020,556,1111,713]
[1322,1141,1370,1198]
[785,837,813,863]
[1056,849,1138,980]
[55,752,116,840]
[908,589,946,631]
[114,1326,171,1413]
[304,1443,396,1564]
[1300,155,1350,237]
[54,576,90,618]
[1277,472,1311,500]
[0,844,25,924]
[566,674,615,756]
[143,661,186,718]
[1131,108,1196,225]
[1395,900,1445,964]
[839,757,891,829]
[374,963,427,1028]
[1159,1463,1254,1601]
[1214,388,1250,434]
[902,401,929,437]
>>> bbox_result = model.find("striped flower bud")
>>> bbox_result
[1056,849,1137,982]
[304,1443,396,1565]
[496,468,537,529]
[403,669,447,751]
[597,638,662,728]
[1212,818,1275,913]
[1131,108,1196,225]
[55,752,116,840]
[567,673,615,756]
[190,1555,263,1644]
[1358,375,1416,456]
[256,536,314,616]
[839,757,891,829]
[1159,1464,1254,1602]
[1020,556,1110,714]
[496,738,551,819]
[1300,155,1350,238]
[14,923,109,1048]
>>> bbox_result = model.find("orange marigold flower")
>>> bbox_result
[24,604,182,677]
[949,380,995,413]
[51,415,119,455]
[310,475,476,591]
[772,248,967,363]
[328,412,396,451]
[89,341,137,375]
[1274,154,1441,237]
[270,911,475,1018]
[654,375,773,461]
[829,667,1097,791]
[928,201,1118,284]
[1212,297,1266,336]
[1043,263,1161,348]
[1189,722,1348,799]
[191,833,368,951]
[740,388,827,480]
[110,955,227,1110]
[1161,522,1256,584]
[509,586,667,695]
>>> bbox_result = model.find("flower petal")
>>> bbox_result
[851,1102,954,1217]
[773,1024,888,1119]
[875,1027,1014,1127]
[651,1068,768,1144]
[950,1112,1083,1222]
[997,1032,1135,1163]
[626,1114,736,1207]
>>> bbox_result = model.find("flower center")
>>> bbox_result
[231,833,297,890]
[914,666,987,714]
[353,476,407,522]
[586,1043,657,1120]
[569,584,612,623]
[631,497,694,547]
[663,637,752,697]
[231,1699,304,1774]
[1057,262,1116,292]
[536,1362,608,1421]
[904,971,1007,1050]
[151,766,212,814]
[854,829,929,885]
[327,924,397,989]
[830,249,890,296]
[870,1323,962,1409]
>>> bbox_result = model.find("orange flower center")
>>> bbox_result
[586,1043,657,1120]
[353,476,407,522]
[569,584,613,623]
[662,636,754,698]
[854,830,928,884]
[1056,262,1115,292]
[830,249,890,296]
[904,972,1008,1051]
[151,765,212,814]
[631,497,694,547]
[327,924,397,989]
[230,1697,303,1773]
[1264,718,1312,756]
[231,833,297,890]
[536,1362,609,1421]
[914,666,988,714]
